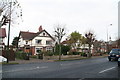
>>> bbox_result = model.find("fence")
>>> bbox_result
[1,49,15,61]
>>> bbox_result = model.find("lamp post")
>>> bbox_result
[106,24,112,53]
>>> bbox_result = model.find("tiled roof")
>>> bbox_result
[0,28,6,38]
[19,30,55,41]
[19,31,38,40]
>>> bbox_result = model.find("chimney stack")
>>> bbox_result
[39,25,43,32]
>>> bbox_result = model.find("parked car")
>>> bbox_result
[118,58,120,67]
[0,56,7,62]
[108,49,120,61]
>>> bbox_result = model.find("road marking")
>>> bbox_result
[60,63,72,66]
[99,67,116,73]
[60,62,84,66]
[3,66,48,73]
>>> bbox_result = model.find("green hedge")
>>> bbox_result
[30,55,37,58]
[15,51,29,60]
[44,52,54,56]
[80,52,87,57]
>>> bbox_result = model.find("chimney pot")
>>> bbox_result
[39,25,43,32]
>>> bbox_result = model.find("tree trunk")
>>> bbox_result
[88,44,91,58]
[59,44,61,60]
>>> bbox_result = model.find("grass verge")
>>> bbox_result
[0,62,19,65]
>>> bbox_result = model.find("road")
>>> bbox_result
[2,57,120,79]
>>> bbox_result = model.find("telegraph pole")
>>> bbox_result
[6,2,12,63]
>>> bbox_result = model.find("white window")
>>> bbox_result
[46,41,52,45]
[26,41,28,44]
[46,47,52,51]
[36,39,42,44]
[36,48,42,54]
[0,38,3,43]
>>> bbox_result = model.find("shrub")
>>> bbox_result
[44,52,53,56]
[30,55,37,58]
[54,44,71,55]
[15,51,23,59]
[80,52,87,57]
[15,51,29,60]
[72,52,80,55]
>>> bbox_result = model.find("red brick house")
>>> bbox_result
[0,28,6,50]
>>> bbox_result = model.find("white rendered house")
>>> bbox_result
[18,26,55,55]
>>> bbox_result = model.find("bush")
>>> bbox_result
[72,52,80,55]
[80,52,87,57]
[44,52,53,56]
[68,52,73,55]
[15,51,29,60]
[54,44,71,55]
[30,55,37,58]
[15,51,23,59]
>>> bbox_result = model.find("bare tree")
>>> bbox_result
[54,24,66,60]
[85,30,95,57]
[0,0,22,63]
[0,0,22,27]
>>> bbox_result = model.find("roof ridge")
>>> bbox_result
[20,31,37,34]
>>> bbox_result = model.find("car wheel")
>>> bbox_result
[109,58,111,61]
[115,58,118,61]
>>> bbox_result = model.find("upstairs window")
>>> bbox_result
[46,41,52,45]
[26,41,28,44]
[36,40,42,44]
[0,38,3,43]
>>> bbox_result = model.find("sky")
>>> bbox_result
[3,0,120,44]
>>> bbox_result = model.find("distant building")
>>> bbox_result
[61,39,94,53]
[18,26,55,55]
[0,28,6,50]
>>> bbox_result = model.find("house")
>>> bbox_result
[18,26,55,55]
[0,28,6,50]
[61,39,95,54]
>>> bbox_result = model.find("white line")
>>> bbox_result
[99,67,116,73]
[3,66,48,73]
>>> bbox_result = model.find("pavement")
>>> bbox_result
[8,54,108,64]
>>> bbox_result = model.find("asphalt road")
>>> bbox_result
[1,57,120,79]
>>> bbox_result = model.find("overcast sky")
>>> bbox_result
[4,0,120,44]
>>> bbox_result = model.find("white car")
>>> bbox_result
[0,56,7,62]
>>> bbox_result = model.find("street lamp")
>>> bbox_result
[106,24,112,53]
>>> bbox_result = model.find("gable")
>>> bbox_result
[19,30,55,41]
[37,30,55,41]
[38,31,49,37]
